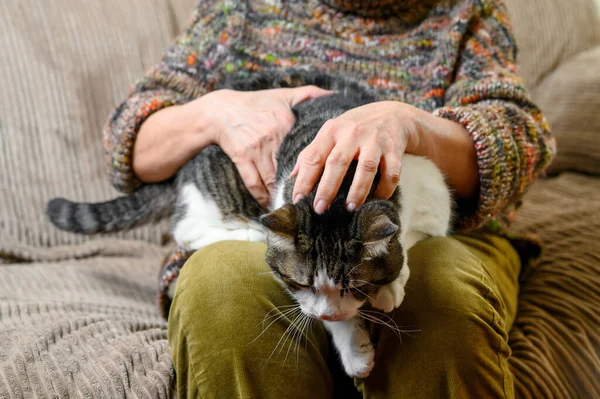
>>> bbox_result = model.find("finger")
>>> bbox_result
[374,153,402,200]
[345,147,382,211]
[237,161,270,208]
[292,137,335,204]
[277,85,334,107]
[289,162,299,178]
[313,140,356,214]
[254,146,278,195]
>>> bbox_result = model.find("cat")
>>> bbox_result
[47,69,453,378]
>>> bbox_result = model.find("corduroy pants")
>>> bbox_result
[168,233,520,398]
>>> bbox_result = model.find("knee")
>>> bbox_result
[169,241,274,330]
[401,237,509,352]
[362,237,514,397]
[406,236,503,320]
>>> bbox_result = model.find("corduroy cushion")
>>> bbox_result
[505,0,600,176]
[0,0,195,260]
[504,0,600,89]
[532,46,600,175]
[510,173,600,398]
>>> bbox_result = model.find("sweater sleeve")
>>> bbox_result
[432,0,556,231]
[103,0,232,193]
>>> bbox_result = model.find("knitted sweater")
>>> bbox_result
[102,0,555,317]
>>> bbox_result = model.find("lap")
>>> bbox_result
[169,232,520,398]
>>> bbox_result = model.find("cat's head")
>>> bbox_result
[260,199,403,322]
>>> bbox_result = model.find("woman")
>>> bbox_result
[104,0,555,397]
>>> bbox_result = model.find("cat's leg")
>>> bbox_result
[173,183,267,251]
[369,258,409,313]
[322,318,375,378]
[370,228,442,312]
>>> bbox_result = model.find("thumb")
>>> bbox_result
[278,85,334,107]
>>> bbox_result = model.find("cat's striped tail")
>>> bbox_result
[46,182,176,234]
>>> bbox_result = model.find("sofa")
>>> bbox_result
[0,0,598,397]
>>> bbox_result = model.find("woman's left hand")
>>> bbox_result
[290,101,419,214]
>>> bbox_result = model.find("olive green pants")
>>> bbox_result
[168,233,520,398]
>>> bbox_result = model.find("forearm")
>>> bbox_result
[408,108,479,199]
[133,103,214,182]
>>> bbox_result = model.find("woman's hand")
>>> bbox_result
[290,101,479,213]
[134,86,331,208]
[290,101,416,213]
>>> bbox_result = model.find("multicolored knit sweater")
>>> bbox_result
[103,0,555,317]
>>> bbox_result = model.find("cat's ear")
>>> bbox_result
[356,202,399,258]
[260,204,297,238]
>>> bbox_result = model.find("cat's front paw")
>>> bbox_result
[340,342,375,378]
[370,279,405,313]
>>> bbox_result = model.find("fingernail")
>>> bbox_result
[347,202,356,212]
[315,199,327,214]
[293,194,304,204]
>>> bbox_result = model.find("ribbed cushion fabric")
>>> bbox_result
[0,0,188,260]
[504,0,600,89]
[504,0,600,176]
[0,245,173,398]
[532,46,600,175]
[510,173,600,398]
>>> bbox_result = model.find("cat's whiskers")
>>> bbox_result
[263,311,304,369]
[346,286,357,301]
[357,310,402,340]
[272,311,306,369]
[357,309,421,340]
[301,318,309,364]
[360,308,420,335]
[345,262,364,279]
[355,318,371,342]
[261,304,301,325]
[283,313,305,367]
[403,283,416,293]
[305,318,314,353]
[260,306,301,329]
[249,306,301,346]
[350,279,377,287]
[257,271,278,276]
[348,283,373,300]
[293,314,312,367]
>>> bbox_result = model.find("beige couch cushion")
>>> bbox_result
[533,46,600,175]
[505,0,600,89]
[505,0,600,175]
[510,173,600,397]
[0,0,194,260]
[0,246,173,397]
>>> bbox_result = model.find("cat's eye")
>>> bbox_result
[280,274,311,291]
[289,281,311,291]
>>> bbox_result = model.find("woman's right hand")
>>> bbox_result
[133,86,331,207]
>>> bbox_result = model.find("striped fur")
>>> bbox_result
[46,70,378,237]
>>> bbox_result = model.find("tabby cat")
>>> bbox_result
[47,70,452,377]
